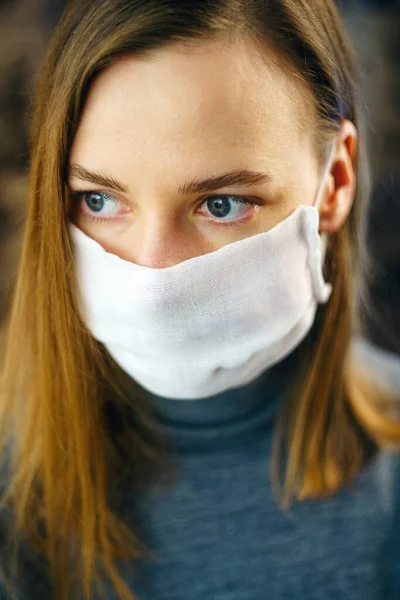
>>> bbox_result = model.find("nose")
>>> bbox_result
[126,216,210,269]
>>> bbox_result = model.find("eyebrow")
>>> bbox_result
[68,164,129,193]
[67,164,272,195]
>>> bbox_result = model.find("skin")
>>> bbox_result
[67,38,357,267]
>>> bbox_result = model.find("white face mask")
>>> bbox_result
[68,149,335,400]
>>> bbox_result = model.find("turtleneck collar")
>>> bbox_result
[135,349,300,452]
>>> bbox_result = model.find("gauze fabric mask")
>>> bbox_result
[68,149,334,400]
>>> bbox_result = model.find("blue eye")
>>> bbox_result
[200,195,258,226]
[85,193,104,212]
[84,192,118,214]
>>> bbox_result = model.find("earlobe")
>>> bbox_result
[319,120,358,234]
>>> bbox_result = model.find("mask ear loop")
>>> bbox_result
[303,142,337,303]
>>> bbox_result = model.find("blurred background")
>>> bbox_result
[0,0,399,354]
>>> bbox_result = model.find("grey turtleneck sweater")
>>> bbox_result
[1,338,400,599]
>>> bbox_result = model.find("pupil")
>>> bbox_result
[86,193,104,212]
[208,197,230,218]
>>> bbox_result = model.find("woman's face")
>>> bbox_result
[67,38,355,266]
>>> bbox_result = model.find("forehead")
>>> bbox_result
[70,39,316,176]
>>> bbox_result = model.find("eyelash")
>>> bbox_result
[68,190,260,228]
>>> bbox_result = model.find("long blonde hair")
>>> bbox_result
[1,0,399,599]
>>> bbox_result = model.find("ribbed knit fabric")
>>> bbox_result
[1,340,400,600]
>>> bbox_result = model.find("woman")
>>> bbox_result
[0,0,399,599]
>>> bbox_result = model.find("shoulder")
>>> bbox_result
[351,336,400,396]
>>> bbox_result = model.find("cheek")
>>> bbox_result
[255,186,313,234]
[71,215,131,259]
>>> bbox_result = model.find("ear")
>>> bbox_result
[318,120,358,233]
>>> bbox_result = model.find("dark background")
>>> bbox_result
[0,0,399,354]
